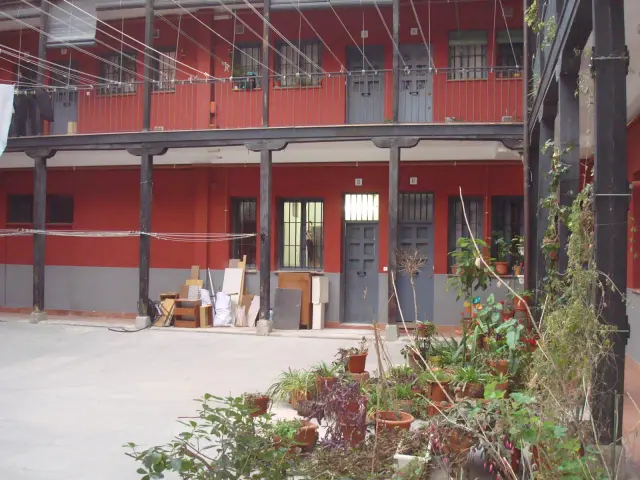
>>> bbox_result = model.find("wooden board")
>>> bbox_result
[186,279,204,287]
[228,259,239,268]
[247,295,260,327]
[277,272,312,328]
[154,298,175,327]
[222,268,243,294]
[179,284,189,299]
[190,265,200,280]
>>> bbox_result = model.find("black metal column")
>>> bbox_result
[388,144,399,323]
[138,0,154,319]
[32,155,46,313]
[591,0,629,445]
[258,0,272,321]
[259,149,272,320]
[391,0,400,123]
[535,116,554,303]
[557,61,580,274]
[525,135,539,293]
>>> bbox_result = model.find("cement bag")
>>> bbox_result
[213,292,234,327]
[200,288,212,306]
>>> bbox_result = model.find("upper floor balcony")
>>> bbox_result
[9,66,522,137]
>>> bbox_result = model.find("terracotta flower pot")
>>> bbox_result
[494,261,509,275]
[427,402,453,416]
[246,395,270,417]
[294,421,319,453]
[315,376,337,398]
[339,422,366,446]
[489,359,509,375]
[514,296,531,312]
[338,397,367,425]
[495,381,509,396]
[375,411,414,432]
[462,383,484,398]
[289,390,311,409]
[429,381,451,403]
[346,353,367,374]
[502,310,515,321]
[347,371,370,384]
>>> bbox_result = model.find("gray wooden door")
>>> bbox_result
[346,46,385,124]
[399,44,433,123]
[396,223,434,323]
[50,63,78,135]
[344,223,379,323]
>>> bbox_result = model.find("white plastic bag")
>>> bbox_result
[213,292,234,327]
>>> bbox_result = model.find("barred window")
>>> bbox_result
[276,41,321,87]
[231,198,257,267]
[448,31,488,80]
[232,44,261,90]
[496,30,524,78]
[280,200,324,270]
[491,196,524,268]
[152,50,177,92]
[99,52,137,95]
[448,197,484,271]
[6,194,74,224]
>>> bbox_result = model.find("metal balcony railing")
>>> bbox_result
[8,67,523,138]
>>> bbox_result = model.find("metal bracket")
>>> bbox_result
[126,147,169,157]
[371,137,420,149]
[245,140,288,153]
[25,148,57,160]
[589,46,630,77]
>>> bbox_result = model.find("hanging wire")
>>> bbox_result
[167,0,279,75]
[0,10,155,83]
[239,0,325,74]
[328,0,373,70]
[286,0,346,72]
[0,55,70,87]
[56,0,213,80]
[371,0,409,71]
[208,0,306,76]
[1,45,110,85]
[26,0,172,82]
[407,0,435,71]
[0,65,49,87]
[498,0,519,67]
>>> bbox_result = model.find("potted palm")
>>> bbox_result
[267,368,315,409]
[492,232,510,276]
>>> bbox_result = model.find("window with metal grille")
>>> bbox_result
[448,197,484,271]
[151,50,177,92]
[448,31,488,80]
[6,194,74,224]
[344,194,379,222]
[231,198,257,267]
[232,44,262,90]
[399,193,433,222]
[276,41,322,87]
[491,196,524,268]
[496,30,524,78]
[280,200,324,270]
[99,52,137,95]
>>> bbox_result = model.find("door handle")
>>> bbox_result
[409,91,419,96]
[361,92,371,97]
[414,271,420,276]
[357,271,367,277]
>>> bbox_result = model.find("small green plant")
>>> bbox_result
[313,361,340,378]
[453,366,488,391]
[267,368,315,403]
[272,419,302,440]
[492,231,510,262]
[334,336,368,367]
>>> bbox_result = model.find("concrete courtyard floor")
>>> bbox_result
[0,320,405,480]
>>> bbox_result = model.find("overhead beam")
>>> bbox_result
[528,0,592,137]
[591,0,629,445]
[6,124,524,153]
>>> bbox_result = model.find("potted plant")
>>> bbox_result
[484,339,510,375]
[243,392,271,417]
[267,368,315,409]
[492,232,510,275]
[491,373,510,396]
[272,419,318,453]
[335,337,368,374]
[420,369,452,404]
[511,289,532,312]
[453,366,488,399]
[313,361,340,398]
[501,299,515,320]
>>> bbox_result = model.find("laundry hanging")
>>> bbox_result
[0,84,15,156]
